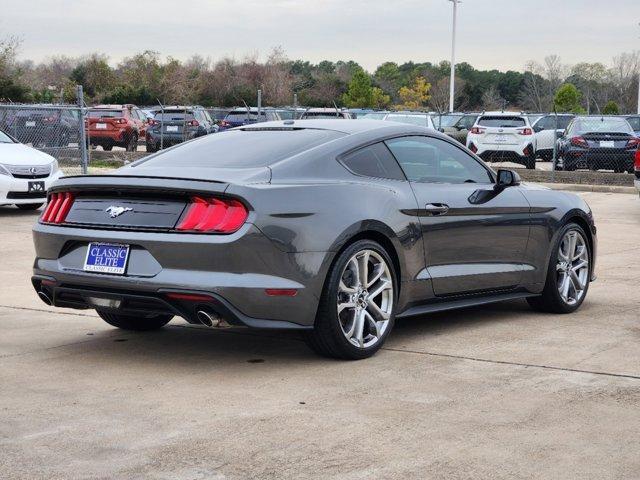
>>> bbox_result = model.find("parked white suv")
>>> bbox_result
[0,130,63,210]
[532,114,574,161]
[466,112,537,169]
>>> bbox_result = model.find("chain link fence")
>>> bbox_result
[0,101,88,176]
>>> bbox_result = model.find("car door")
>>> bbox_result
[385,135,531,296]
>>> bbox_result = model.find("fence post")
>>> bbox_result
[551,109,558,181]
[76,85,88,175]
[293,93,298,119]
[257,89,262,123]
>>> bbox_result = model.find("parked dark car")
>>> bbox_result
[146,106,218,152]
[557,116,639,172]
[2,107,80,147]
[220,108,282,129]
[87,105,148,151]
[32,120,596,359]
[438,113,479,144]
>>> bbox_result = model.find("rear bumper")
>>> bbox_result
[561,150,634,169]
[146,132,198,146]
[31,222,330,328]
[88,129,127,144]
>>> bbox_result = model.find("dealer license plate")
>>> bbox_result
[166,125,179,132]
[84,243,130,275]
[96,123,107,129]
[600,141,614,148]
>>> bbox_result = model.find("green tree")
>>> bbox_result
[341,68,375,108]
[396,76,431,110]
[554,83,584,113]
[602,100,620,115]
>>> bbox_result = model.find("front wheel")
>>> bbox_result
[125,133,138,152]
[97,311,173,331]
[305,240,397,360]
[527,223,591,314]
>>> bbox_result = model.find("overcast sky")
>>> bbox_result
[1,0,638,72]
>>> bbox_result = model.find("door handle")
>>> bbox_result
[425,203,450,215]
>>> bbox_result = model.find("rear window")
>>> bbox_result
[478,116,526,128]
[225,111,266,121]
[154,111,194,121]
[386,114,430,127]
[571,117,633,135]
[89,110,123,118]
[433,115,463,127]
[135,128,345,169]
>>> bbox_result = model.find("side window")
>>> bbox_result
[461,116,477,129]
[385,136,492,184]
[341,142,406,181]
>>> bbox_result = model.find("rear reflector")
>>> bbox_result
[176,196,248,233]
[165,292,215,302]
[41,192,74,224]
[265,288,298,297]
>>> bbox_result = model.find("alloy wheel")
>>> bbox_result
[337,249,393,349]
[556,230,589,306]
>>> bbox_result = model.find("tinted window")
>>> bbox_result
[386,136,492,184]
[536,115,574,131]
[626,117,640,131]
[458,115,477,129]
[478,116,526,128]
[135,129,345,169]
[341,143,405,180]
[433,114,463,127]
[154,111,194,121]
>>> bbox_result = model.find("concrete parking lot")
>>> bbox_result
[1,190,639,480]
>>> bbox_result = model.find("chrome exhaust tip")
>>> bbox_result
[38,291,53,306]
[196,309,218,327]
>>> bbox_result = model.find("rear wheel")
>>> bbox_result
[97,311,173,331]
[103,144,113,151]
[16,203,43,210]
[146,142,158,153]
[525,155,536,169]
[125,133,138,152]
[527,223,591,314]
[305,240,396,360]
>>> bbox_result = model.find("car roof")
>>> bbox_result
[238,119,440,136]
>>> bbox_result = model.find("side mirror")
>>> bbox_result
[438,127,445,133]
[495,169,521,191]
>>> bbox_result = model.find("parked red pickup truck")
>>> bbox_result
[86,104,148,151]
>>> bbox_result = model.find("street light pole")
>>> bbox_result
[448,0,460,113]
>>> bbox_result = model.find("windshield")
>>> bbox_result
[433,115,463,128]
[135,128,345,169]
[571,117,633,135]
[0,130,14,143]
[627,117,640,131]
[89,110,123,118]
[478,116,526,128]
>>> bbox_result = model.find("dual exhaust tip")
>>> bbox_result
[196,309,230,328]
[38,291,53,306]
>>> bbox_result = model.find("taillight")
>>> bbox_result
[570,136,589,148]
[470,127,485,135]
[626,137,640,149]
[176,196,248,233]
[635,150,640,171]
[149,119,158,126]
[469,143,478,153]
[188,120,200,127]
[519,128,533,136]
[219,121,231,128]
[116,118,127,124]
[41,192,74,224]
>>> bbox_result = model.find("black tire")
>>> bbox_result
[527,222,591,314]
[146,142,158,153]
[103,144,113,151]
[125,133,138,152]
[97,311,173,331]
[305,239,397,360]
[16,203,43,210]
[525,155,536,170]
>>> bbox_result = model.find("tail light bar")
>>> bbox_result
[518,128,533,136]
[470,127,485,135]
[626,137,640,149]
[187,120,200,127]
[176,196,248,233]
[41,192,74,224]
[635,149,640,172]
[570,136,589,148]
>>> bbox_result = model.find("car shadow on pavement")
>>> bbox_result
[0,205,43,216]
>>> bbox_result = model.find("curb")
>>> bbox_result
[538,183,637,195]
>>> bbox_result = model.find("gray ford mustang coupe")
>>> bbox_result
[32,120,596,359]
